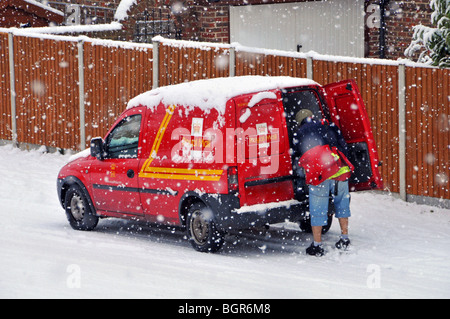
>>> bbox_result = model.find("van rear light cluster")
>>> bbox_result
[228,166,239,193]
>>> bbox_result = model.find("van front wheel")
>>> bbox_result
[64,184,98,231]
[187,203,224,253]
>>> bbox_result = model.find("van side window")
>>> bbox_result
[105,114,142,159]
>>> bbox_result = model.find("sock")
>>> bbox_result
[340,234,349,240]
[313,241,322,247]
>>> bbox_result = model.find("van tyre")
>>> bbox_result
[64,184,98,231]
[187,203,224,253]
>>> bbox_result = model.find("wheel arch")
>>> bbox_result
[58,176,96,215]
[178,191,207,227]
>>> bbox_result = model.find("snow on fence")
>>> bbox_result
[0,29,153,152]
[0,31,448,206]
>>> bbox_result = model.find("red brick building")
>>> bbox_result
[0,0,64,28]
[46,0,434,60]
[365,0,434,59]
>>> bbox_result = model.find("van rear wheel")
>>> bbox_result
[187,203,224,253]
[299,214,333,234]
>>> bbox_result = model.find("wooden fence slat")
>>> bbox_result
[0,33,10,140]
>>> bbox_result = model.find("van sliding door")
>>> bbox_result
[235,92,294,206]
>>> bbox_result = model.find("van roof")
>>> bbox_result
[127,76,319,115]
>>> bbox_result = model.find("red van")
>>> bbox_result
[57,76,382,252]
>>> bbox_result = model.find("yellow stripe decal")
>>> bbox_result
[139,105,176,177]
[148,167,223,176]
[141,167,223,181]
[139,172,222,182]
[139,104,223,182]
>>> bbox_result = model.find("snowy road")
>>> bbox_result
[0,144,449,299]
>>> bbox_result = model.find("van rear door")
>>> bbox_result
[322,79,383,191]
[234,91,294,206]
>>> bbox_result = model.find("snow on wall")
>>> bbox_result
[114,0,138,22]
[20,22,123,35]
[23,0,64,17]
[0,26,153,51]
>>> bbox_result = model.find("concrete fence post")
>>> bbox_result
[8,31,17,146]
[398,63,407,201]
[306,56,313,80]
[77,39,85,151]
[229,45,236,77]
[152,39,160,89]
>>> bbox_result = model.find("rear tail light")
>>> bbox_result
[228,166,239,193]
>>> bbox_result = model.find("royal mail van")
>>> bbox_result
[57,76,382,252]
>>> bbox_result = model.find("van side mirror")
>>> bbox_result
[90,137,105,160]
[346,82,353,91]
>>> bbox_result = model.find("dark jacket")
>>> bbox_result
[293,118,348,159]
[292,118,352,185]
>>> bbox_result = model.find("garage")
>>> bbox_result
[230,0,365,57]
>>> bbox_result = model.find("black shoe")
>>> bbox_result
[306,243,324,256]
[335,238,350,250]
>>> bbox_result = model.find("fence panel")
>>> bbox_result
[158,42,230,87]
[0,33,10,141]
[235,51,307,78]
[405,66,450,200]
[13,35,80,150]
[83,41,153,147]
[313,60,400,193]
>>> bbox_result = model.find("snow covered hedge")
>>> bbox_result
[405,0,450,68]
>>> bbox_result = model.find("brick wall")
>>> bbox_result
[156,1,230,43]
[0,6,50,27]
[196,4,229,43]
[119,0,230,43]
[365,0,433,60]
[49,0,436,61]
[49,0,120,25]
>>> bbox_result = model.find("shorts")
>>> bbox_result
[308,179,351,227]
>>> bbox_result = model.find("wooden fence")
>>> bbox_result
[0,31,448,206]
[0,31,153,152]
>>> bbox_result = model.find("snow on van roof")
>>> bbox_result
[127,76,319,114]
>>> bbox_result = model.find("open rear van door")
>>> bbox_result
[322,79,383,191]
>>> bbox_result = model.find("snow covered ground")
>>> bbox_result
[0,144,449,299]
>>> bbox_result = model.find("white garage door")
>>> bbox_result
[230,0,365,57]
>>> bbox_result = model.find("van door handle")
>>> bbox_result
[127,169,135,178]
